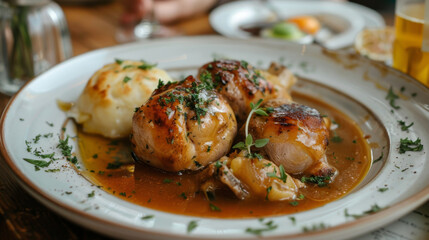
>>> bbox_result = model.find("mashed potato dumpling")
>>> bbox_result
[70,60,173,138]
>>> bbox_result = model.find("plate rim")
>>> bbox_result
[1,36,429,239]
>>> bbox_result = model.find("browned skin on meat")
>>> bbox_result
[198,60,280,124]
[131,76,237,172]
[249,99,337,178]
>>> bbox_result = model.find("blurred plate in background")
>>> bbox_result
[210,0,385,49]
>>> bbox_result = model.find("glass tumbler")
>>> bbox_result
[393,0,429,87]
[0,0,72,95]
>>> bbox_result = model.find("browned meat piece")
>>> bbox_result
[249,98,337,178]
[131,76,237,172]
[198,60,290,124]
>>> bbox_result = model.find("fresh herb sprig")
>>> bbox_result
[233,99,272,159]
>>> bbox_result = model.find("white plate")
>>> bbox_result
[1,36,429,240]
[210,0,385,49]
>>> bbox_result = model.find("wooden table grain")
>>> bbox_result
[0,1,403,239]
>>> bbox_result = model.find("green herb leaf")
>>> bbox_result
[137,62,157,70]
[88,190,95,198]
[123,76,131,83]
[187,220,198,233]
[23,158,51,168]
[209,203,221,212]
[245,134,253,147]
[301,175,331,187]
[141,215,154,220]
[344,204,383,219]
[232,141,245,149]
[254,109,268,116]
[115,59,123,65]
[265,186,272,200]
[398,120,414,131]
[245,219,278,236]
[386,86,400,109]
[373,152,383,164]
[254,138,269,148]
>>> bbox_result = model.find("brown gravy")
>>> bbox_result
[77,92,371,218]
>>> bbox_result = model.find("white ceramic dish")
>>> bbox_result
[1,36,429,240]
[210,0,385,49]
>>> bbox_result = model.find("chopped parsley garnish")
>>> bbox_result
[302,223,327,232]
[214,160,222,168]
[180,192,187,199]
[266,164,287,183]
[123,76,131,83]
[378,187,389,192]
[87,191,95,198]
[141,215,154,220]
[240,60,249,69]
[187,220,198,233]
[57,136,74,162]
[344,204,383,219]
[386,86,400,109]
[233,99,270,159]
[33,134,41,143]
[106,160,122,169]
[46,121,54,127]
[301,175,331,187]
[92,154,98,159]
[163,178,173,183]
[399,137,423,154]
[265,186,272,200]
[245,219,278,236]
[289,217,296,225]
[157,79,165,89]
[373,152,383,164]
[137,62,157,70]
[194,160,202,167]
[115,59,123,65]
[398,120,414,131]
[45,169,60,173]
[209,203,221,212]
[289,201,299,206]
[206,145,211,152]
[330,135,343,143]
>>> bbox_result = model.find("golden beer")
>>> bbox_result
[393,2,429,86]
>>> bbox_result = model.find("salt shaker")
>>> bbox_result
[0,0,72,95]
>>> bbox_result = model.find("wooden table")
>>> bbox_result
[0,1,403,239]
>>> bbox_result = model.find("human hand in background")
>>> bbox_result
[120,0,218,25]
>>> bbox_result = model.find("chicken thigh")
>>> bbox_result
[198,60,292,124]
[131,76,237,172]
[249,99,336,178]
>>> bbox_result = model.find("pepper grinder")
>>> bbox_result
[0,0,72,95]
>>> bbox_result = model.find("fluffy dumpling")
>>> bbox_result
[69,60,173,138]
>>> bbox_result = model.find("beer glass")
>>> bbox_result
[393,0,429,87]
